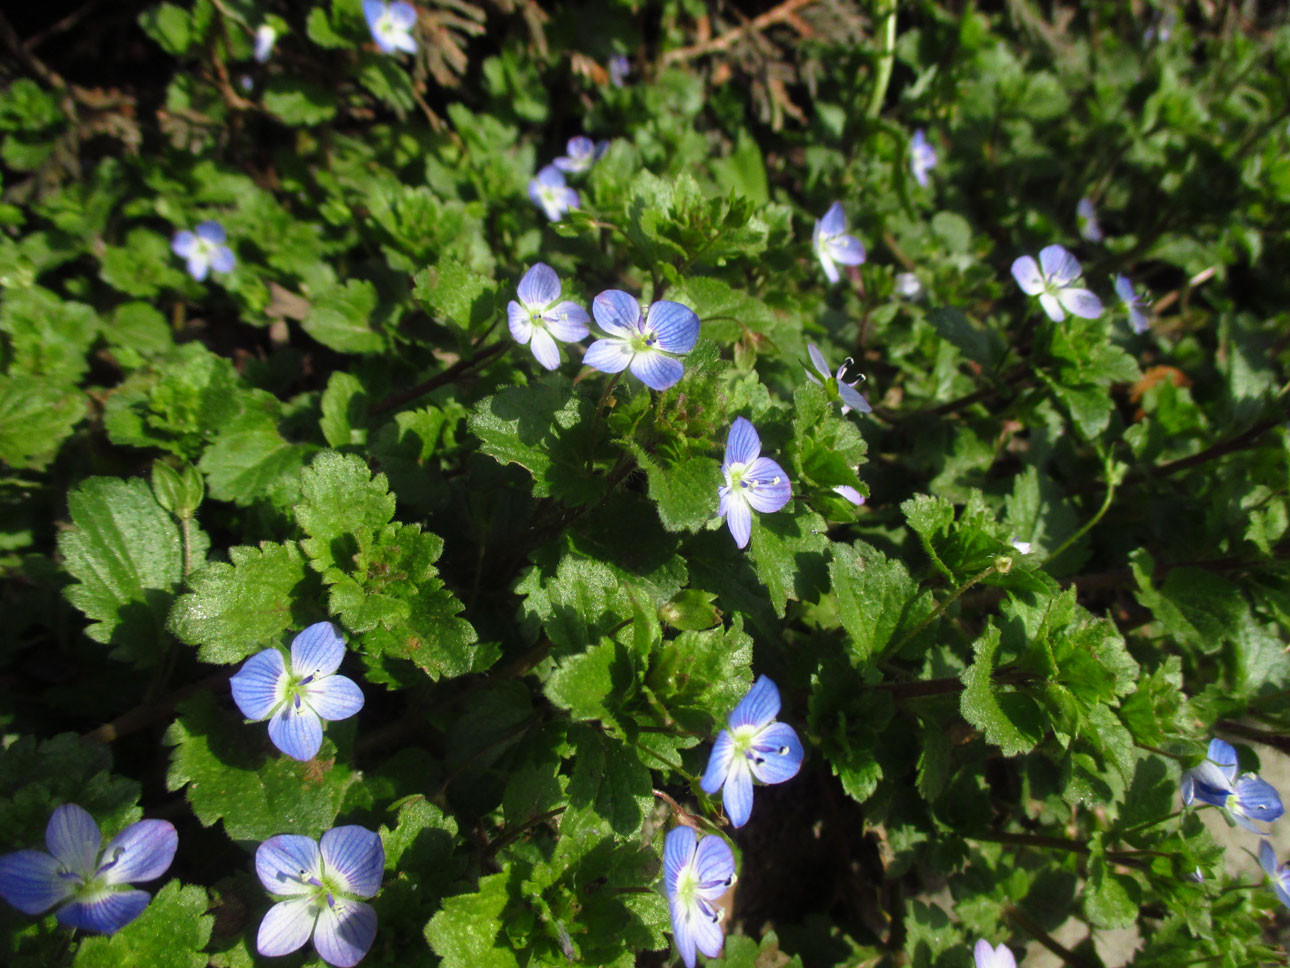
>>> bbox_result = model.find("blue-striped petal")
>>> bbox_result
[97,820,177,886]
[231,648,288,721]
[722,763,754,828]
[320,826,384,899]
[257,896,317,957]
[291,622,347,679]
[700,731,735,795]
[582,338,634,374]
[0,849,74,915]
[1038,244,1079,286]
[663,826,695,899]
[743,457,791,513]
[646,301,699,354]
[256,835,323,897]
[517,263,560,309]
[729,676,781,730]
[46,804,100,879]
[592,290,641,337]
[723,418,761,468]
[57,889,151,934]
[268,702,324,761]
[723,495,751,549]
[692,835,735,899]
[542,302,590,341]
[747,722,804,785]
[629,350,684,391]
[314,897,378,968]
[818,202,846,237]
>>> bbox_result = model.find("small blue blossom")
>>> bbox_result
[363,0,417,54]
[256,826,384,967]
[974,940,1016,968]
[1076,197,1103,243]
[717,419,792,549]
[1115,274,1150,334]
[700,675,803,825]
[894,272,924,300]
[553,136,608,175]
[812,202,866,284]
[608,54,631,87]
[529,165,579,221]
[231,622,365,762]
[804,343,871,416]
[1011,244,1103,322]
[0,803,177,935]
[254,24,277,63]
[507,263,590,370]
[583,290,699,391]
[1259,840,1290,911]
[664,826,735,968]
[1180,737,1284,832]
[172,221,235,281]
[910,129,937,187]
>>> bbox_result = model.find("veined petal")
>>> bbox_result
[974,940,1017,968]
[46,804,100,879]
[388,1,417,29]
[818,201,847,237]
[827,235,866,267]
[743,457,791,513]
[690,898,726,960]
[582,338,633,374]
[57,889,151,934]
[1038,292,1065,322]
[320,826,385,899]
[1206,739,1239,783]
[592,290,641,337]
[670,898,699,968]
[528,327,561,370]
[209,246,236,274]
[722,762,754,828]
[362,0,386,30]
[1179,773,1195,805]
[1010,256,1044,295]
[306,674,365,723]
[268,702,324,761]
[507,301,533,344]
[517,263,560,309]
[692,835,735,898]
[723,417,761,468]
[1234,775,1284,824]
[747,722,804,785]
[700,731,736,795]
[542,302,591,341]
[0,849,74,915]
[258,896,318,957]
[838,382,872,414]
[629,350,684,391]
[97,820,177,886]
[807,344,832,381]
[195,221,226,244]
[171,231,196,258]
[663,826,696,899]
[724,496,751,549]
[1039,244,1080,286]
[256,834,323,896]
[314,898,378,968]
[291,622,347,679]
[729,675,781,730]
[1260,839,1278,876]
[647,301,700,354]
[1114,274,1135,304]
[1057,288,1103,319]
[231,648,288,721]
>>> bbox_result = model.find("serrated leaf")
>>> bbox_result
[624,442,721,532]
[295,451,397,572]
[747,506,829,617]
[566,727,652,836]
[960,624,1044,756]
[0,373,85,469]
[425,871,523,968]
[320,371,369,448]
[199,411,317,508]
[830,542,935,663]
[413,257,497,333]
[73,881,212,968]
[302,280,384,353]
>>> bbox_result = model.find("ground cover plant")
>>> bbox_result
[1,0,1290,966]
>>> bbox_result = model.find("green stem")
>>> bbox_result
[865,0,898,118]
[1116,808,1183,838]
[1042,447,1117,566]
[886,563,998,656]
[586,371,623,470]
[1004,903,1097,968]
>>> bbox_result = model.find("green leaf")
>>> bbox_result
[0,373,85,469]
[320,371,369,448]
[566,727,653,836]
[960,623,1045,756]
[1,286,99,384]
[295,451,397,572]
[624,442,722,532]
[302,279,384,354]
[545,637,636,729]
[199,411,318,508]
[1083,835,1139,928]
[830,542,935,663]
[413,257,498,334]
[425,871,523,968]
[73,881,212,968]
[262,78,339,126]
[138,3,194,55]
[99,228,188,298]
[747,506,829,617]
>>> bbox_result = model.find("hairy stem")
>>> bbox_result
[865,0,898,118]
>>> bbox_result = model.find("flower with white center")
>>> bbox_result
[700,675,804,826]
[804,343,871,416]
[974,939,1017,968]
[1115,274,1150,334]
[1010,537,1032,555]
[1010,244,1103,322]
[553,136,607,175]
[256,826,384,967]
[664,826,735,968]
[910,129,937,187]
[608,54,630,88]
[583,289,699,391]
[1180,737,1284,833]
[507,263,590,370]
[894,272,924,300]
[717,418,792,549]
[1076,197,1103,243]
[230,622,365,762]
[0,803,177,935]
[363,1,416,55]
[1259,840,1290,911]
[254,24,277,63]
[529,165,579,221]
[171,221,236,281]
[812,202,866,284]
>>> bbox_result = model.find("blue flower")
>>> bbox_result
[812,202,865,284]
[1180,738,1284,832]
[974,940,1016,968]
[1011,244,1103,322]
[608,54,631,87]
[0,803,177,935]
[172,221,235,281]
[583,290,699,391]
[1115,274,1150,334]
[256,826,384,968]
[529,165,579,221]
[700,675,803,826]
[553,136,608,175]
[717,419,792,549]
[507,263,591,370]
[910,129,937,187]
[254,24,277,63]
[1076,197,1103,243]
[230,622,365,762]
[664,826,735,968]
[363,1,417,54]
[1259,840,1290,911]
[804,343,871,416]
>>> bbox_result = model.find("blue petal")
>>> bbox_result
[748,722,804,785]
[743,457,791,513]
[291,622,347,679]
[689,899,725,959]
[0,849,74,915]
[592,290,641,337]
[517,263,560,309]
[722,764,754,828]
[187,254,210,282]
[1114,274,1135,304]
[629,351,684,391]
[700,731,735,795]
[670,898,699,968]
[567,135,595,159]
[582,338,634,374]
[528,328,561,370]
[171,231,196,258]
[692,834,735,898]
[534,164,566,188]
[1234,775,1284,823]
[723,417,761,468]
[1179,773,1195,805]
[195,221,226,244]
[389,1,417,28]
[209,246,236,274]
[542,302,590,341]
[268,702,324,761]
[507,301,532,344]
[231,648,287,721]
[1260,839,1278,876]
[97,820,177,886]
[827,235,866,267]
[257,896,317,957]
[838,382,872,414]
[1057,288,1103,319]
[724,495,751,549]
[663,826,696,900]
[1038,292,1064,323]
[306,675,365,723]
[816,245,839,283]
[807,344,831,381]
[57,889,151,934]
[974,940,1017,968]
[729,675,781,730]
[818,202,847,237]
[1274,875,1290,912]
[646,302,700,354]
[1038,244,1079,286]
[314,898,378,968]
[362,0,385,29]
[46,804,100,878]
[320,826,385,899]
[1128,306,1150,335]
[1206,739,1239,782]
[256,835,322,896]
[1011,256,1044,295]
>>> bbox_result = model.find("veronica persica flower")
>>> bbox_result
[701,675,804,826]
[974,940,1017,968]
[1180,738,1284,832]
[583,290,699,391]
[910,129,937,187]
[529,165,579,221]
[254,24,277,63]
[231,621,365,762]
[554,136,607,175]
[718,418,791,550]
[0,803,177,934]
[608,54,630,87]
[507,263,590,370]
[1115,274,1150,334]
[363,1,416,54]
[256,826,384,967]
[1076,197,1103,243]
[1011,244,1103,322]
[172,221,235,281]
[664,826,735,968]
[1259,841,1290,911]
[812,202,865,284]
[804,343,871,416]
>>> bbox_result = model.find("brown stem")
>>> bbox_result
[662,0,816,64]
[1004,903,1099,968]
[82,670,231,744]
[371,341,507,415]
[869,676,963,700]
[1216,720,1290,756]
